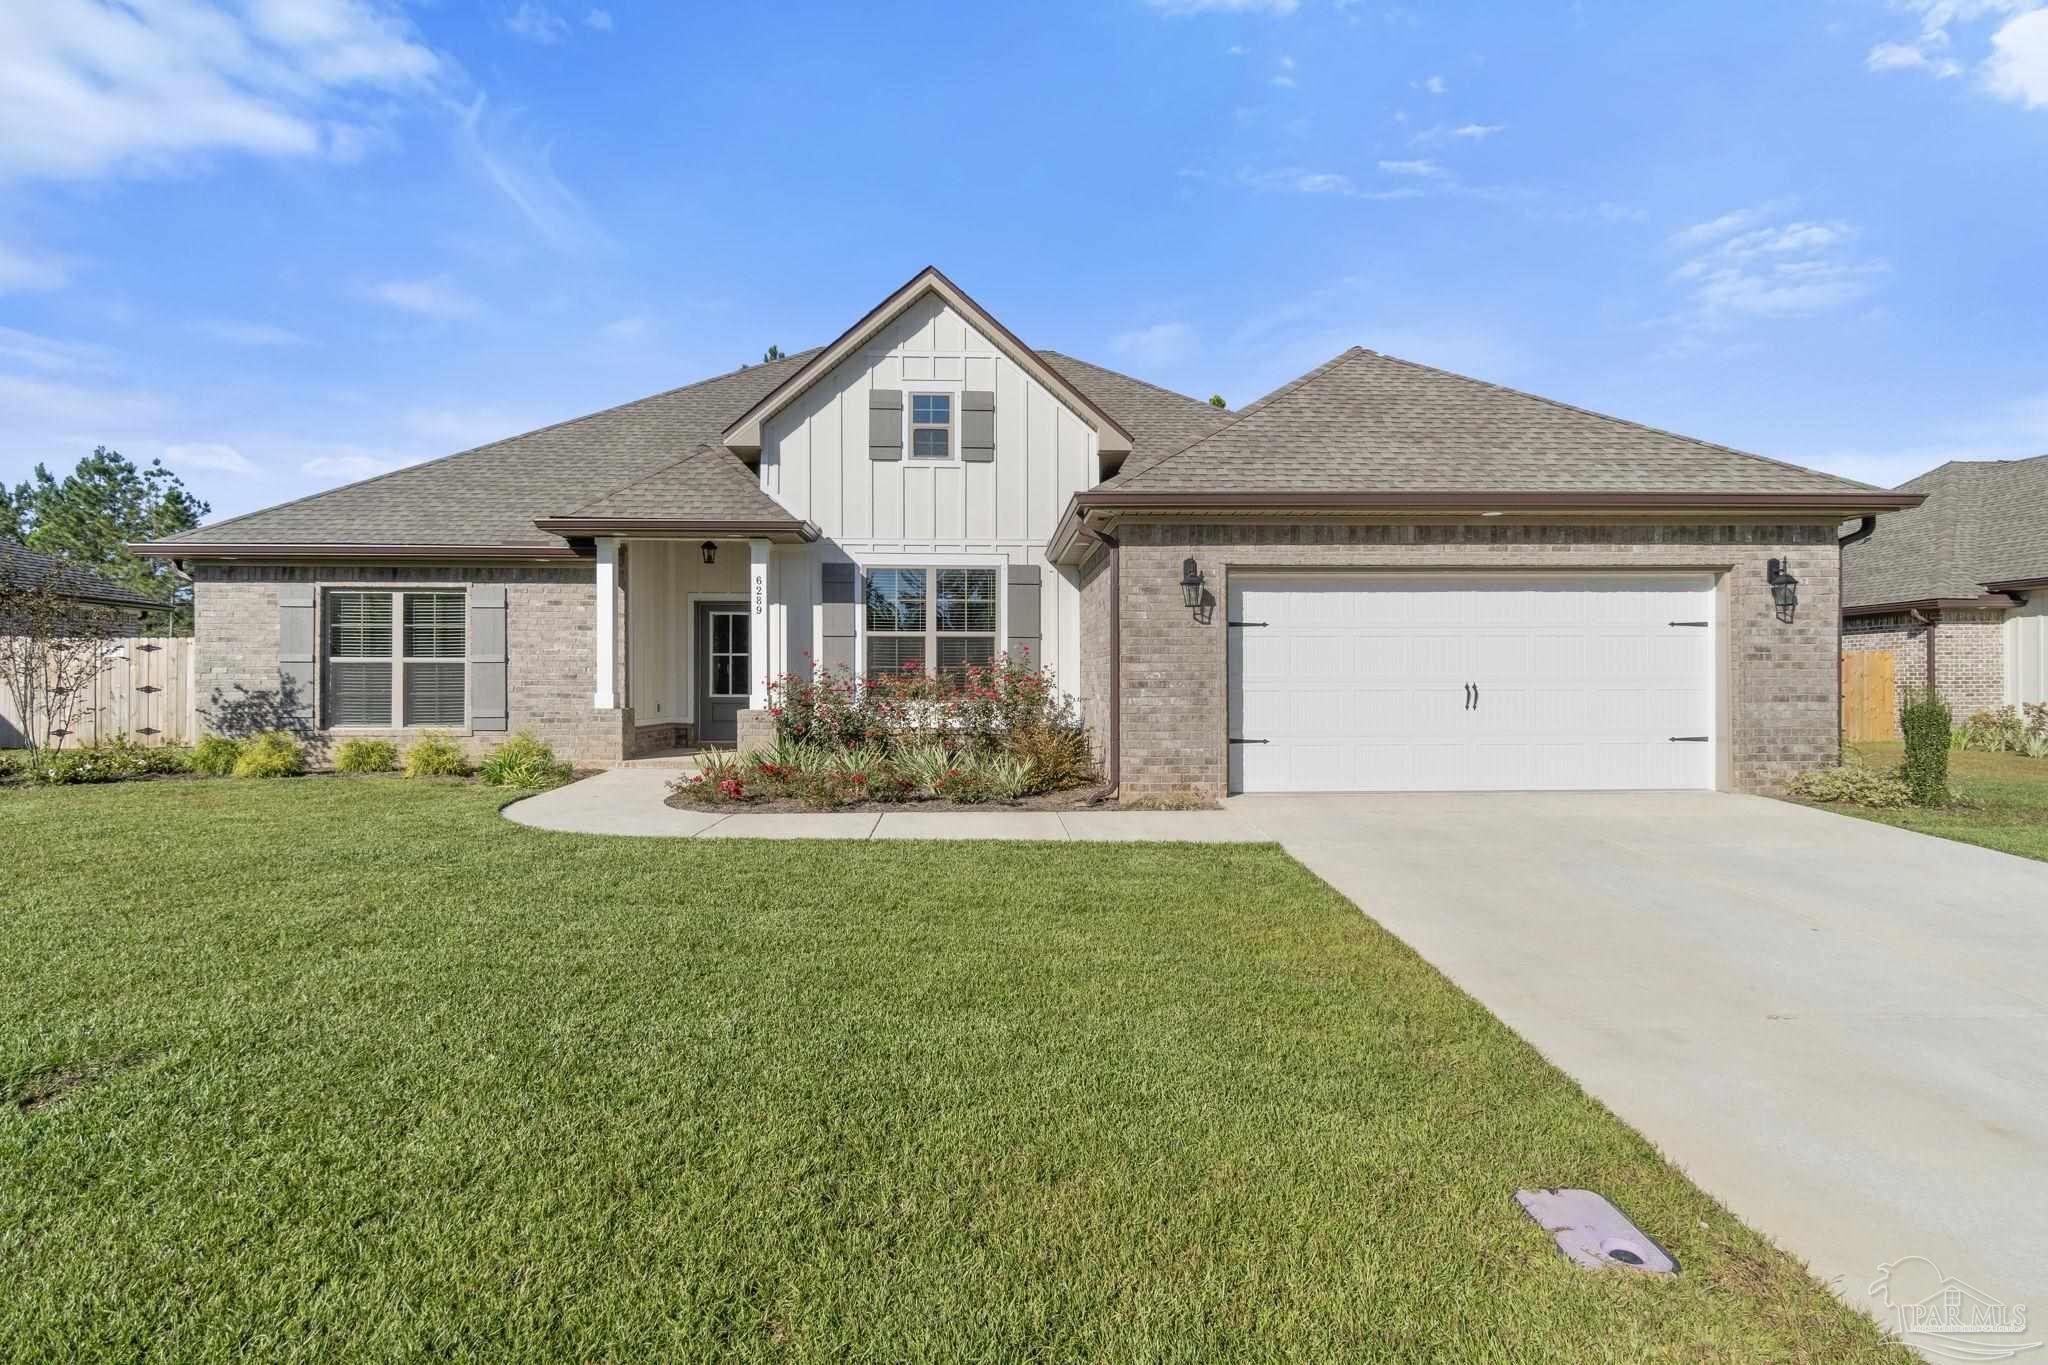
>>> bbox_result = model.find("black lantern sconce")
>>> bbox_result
[1766,558,1799,623]
[700,541,718,566]
[1179,557,1205,611]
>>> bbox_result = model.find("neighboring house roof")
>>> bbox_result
[0,540,169,611]
[719,267,1137,459]
[1101,347,1903,498]
[1842,454,2048,611]
[135,337,1224,559]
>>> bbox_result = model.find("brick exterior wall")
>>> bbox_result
[736,707,776,755]
[190,562,631,765]
[1093,521,1842,799]
[1842,608,2007,718]
[1076,549,1111,762]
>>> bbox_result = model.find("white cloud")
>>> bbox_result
[190,319,310,347]
[1271,53,1298,88]
[367,276,481,319]
[1453,122,1505,138]
[584,8,614,32]
[1986,7,2048,105]
[1144,0,1300,14]
[455,96,610,254]
[0,0,439,181]
[1866,40,1962,75]
[165,442,262,477]
[1667,206,1887,333]
[1421,74,1448,94]
[0,326,107,373]
[302,450,403,481]
[1378,158,1443,176]
[598,315,654,343]
[1111,322,1198,369]
[505,1,569,44]
[0,240,70,293]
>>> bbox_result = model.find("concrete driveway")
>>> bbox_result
[1237,791,2048,1341]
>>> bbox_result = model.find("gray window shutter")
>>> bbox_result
[469,585,508,731]
[868,388,902,461]
[961,389,995,462]
[821,563,857,674]
[278,585,315,724]
[1006,565,1041,664]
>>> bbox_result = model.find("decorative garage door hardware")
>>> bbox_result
[1669,736,1710,742]
[1227,620,1267,628]
[1227,738,1269,745]
[1669,620,1710,627]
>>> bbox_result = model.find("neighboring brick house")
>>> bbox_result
[1,541,170,635]
[1842,455,2048,719]
[137,266,1917,795]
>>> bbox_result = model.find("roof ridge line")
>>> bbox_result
[1358,349,1885,494]
[1107,346,1366,489]
[153,347,823,545]
[1040,350,1226,414]
[561,443,720,517]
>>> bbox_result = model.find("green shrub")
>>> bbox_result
[1786,765,1913,808]
[477,731,572,788]
[17,738,191,785]
[402,733,470,779]
[334,738,399,774]
[232,731,306,779]
[189,734,243,777]
[1899,688,1953,806]
[0,750,22,781]
[1006,724,1096,793]
[893,743,953,798]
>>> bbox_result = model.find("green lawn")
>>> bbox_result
[1831,742,2048,862]
[1,780,1906,1363]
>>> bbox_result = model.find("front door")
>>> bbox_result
[695,602,750,745]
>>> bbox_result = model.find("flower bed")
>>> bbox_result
[668,656,1099,812]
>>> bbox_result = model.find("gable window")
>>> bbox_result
[863,566,997,686]
[908,393,952,460]
[324,589,466,727]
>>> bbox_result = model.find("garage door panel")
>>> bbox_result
[1227,574,1715,793]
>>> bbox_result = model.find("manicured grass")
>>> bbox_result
[1826,741,2048,862]
[0,780,1907,1362]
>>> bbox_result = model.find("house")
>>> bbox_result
[135,267,1917,798]
[1842,455,2048,716]
[1,540,171,632]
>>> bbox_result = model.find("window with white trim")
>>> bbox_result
[908,392,952,461]
[325,590,466,727]
[863,567,997,686]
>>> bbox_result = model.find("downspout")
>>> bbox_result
[1838,515,1876,549]
[1082,525,1120,799]
[1836,517,1875,758]
[1909,608,1936,698]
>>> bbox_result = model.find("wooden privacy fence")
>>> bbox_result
[0,636,194,749]
[1841,650,1898,743]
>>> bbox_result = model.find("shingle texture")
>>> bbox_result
[1102,347,1888,497]
[1842,454,2048,608]
[148,347,1224,551]
[560,444,801,523]
[1,540,169,610]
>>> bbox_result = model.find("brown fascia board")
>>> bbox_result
[1048,489,1925,562]
[719,266,1135,457]
[1842,594,2019,617]
[131,541,582,561]
[530,518,820,540]
[1982,576,2048,594]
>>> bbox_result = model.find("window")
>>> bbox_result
[909,392,952,460]
[863,566,997,687]
[707,609,749,697]
[324,590,465,727]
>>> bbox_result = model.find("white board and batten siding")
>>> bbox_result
[2007,596,2048,706]
[756,293,1096,695]
[1228,574,1718,794]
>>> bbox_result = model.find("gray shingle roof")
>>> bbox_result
[1,541,170,610]
[1101,346,1891,497]
[145,347,1224,552]
[556,444,802,523]
[1842,455,2048,608]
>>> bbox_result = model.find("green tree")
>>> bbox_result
[7,447,209,625]
[1208,394,1226,408]
[762,344,785,363]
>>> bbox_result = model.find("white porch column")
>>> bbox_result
[593,536,618,709]
[748,538,773,709]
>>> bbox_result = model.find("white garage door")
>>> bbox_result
[1227,574,1717,793]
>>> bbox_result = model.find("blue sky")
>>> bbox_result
[3,0,2045,524]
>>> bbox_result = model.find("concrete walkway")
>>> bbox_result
[504,766,1268,841]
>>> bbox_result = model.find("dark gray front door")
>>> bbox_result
[695,602,749,745]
